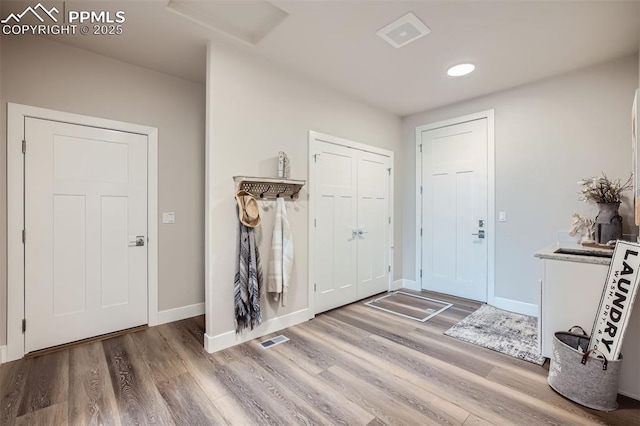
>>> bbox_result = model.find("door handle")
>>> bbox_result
[129,236,146,247]
[351,229,368,240]
[472,230,485,239]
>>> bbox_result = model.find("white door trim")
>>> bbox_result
[308,130,394,316]
[415,110,495,304]
[6,103,159,362]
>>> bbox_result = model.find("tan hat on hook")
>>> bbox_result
[235,190,261,228]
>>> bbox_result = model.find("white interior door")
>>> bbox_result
[313,141,358,313]
[25,117,148,352]
[357,151,390,299]
[420,119,488,302]
[312,137,391,314]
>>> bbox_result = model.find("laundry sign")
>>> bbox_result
[589,240,640,360]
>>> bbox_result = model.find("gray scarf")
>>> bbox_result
[234,222,263,332]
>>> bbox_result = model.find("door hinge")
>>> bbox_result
[22,319,26,333]
[420,228,423,237]
[419,144,423,153]
[388,265,391,272]
[314,283,317,292]
[420,186,423,195]
[420,269,423,278]
[388,217,391,224]
[314,218,317,228]
[22,140,26,154]
[22,230,25,244]
[387,168,391,175]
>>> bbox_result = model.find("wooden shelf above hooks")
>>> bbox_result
[233,176,306,200]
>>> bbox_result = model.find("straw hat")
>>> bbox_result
[235,190,261,228]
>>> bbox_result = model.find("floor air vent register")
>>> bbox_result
[259,335,290,349]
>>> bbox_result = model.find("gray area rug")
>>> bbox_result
[444,304,545,365]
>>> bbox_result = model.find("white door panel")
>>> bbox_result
[25,118,148,352]
[314,142,358,313]
[312,138,391,314]
[52,195,87,316]
[357,152,389,299]
[421,119,488,302]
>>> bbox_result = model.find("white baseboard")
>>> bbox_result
[396,279,419,291]
[392,279,403,290]
[492,296,538,317]
[0,345,6,364]
[204,308,312,353]
[157,302,205,325]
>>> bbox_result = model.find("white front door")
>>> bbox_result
[312,138,391,314]
[25,117,148,353]
[420,118,488,302]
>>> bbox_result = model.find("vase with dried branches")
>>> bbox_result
[578,173,633,244]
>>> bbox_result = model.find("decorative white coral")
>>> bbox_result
[568,213,595,244]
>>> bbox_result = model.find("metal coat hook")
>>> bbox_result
[260,185,271,199]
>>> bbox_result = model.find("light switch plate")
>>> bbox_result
[499,211,507,222]
[163,212,175,224]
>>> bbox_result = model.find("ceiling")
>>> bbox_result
[2,0,639,116]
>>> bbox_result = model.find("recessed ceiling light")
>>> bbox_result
[447,63,475,77]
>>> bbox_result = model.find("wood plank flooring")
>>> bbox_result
[2,290,640,425]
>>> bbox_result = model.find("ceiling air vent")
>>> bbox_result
[377,12,430,49]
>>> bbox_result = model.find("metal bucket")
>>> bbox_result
[548,330,622,411]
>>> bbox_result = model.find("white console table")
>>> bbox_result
[536,245,640,400]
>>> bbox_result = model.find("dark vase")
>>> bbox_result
[595,202,622,244]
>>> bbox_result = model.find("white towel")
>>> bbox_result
[267,197,294,306]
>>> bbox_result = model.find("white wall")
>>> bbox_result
[0,36,206,346]
[403,55,639,306]
[205,40,402,346]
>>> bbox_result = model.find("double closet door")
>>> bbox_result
[311,137,391,314]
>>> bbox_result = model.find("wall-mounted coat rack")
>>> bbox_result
[234,176,306,200]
